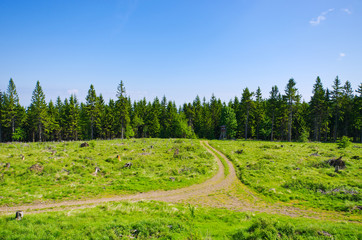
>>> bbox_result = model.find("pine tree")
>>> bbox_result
[254,87,265,140]
[267,86,279,141]
[341,81,354,137]
[28,81,48,142]
[310,77,326,141]
[210,94,222,139]
[355,83,362,142]
[3,78,20,140]
[47,100,60,141]
[86,84,99,139]
[284,78,299,141]
[241,88,254,140]
[116,81,130,139]
[331,76,343,142]
[55,97,64,140]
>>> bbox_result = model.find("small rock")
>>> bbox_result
[169,177,175,182]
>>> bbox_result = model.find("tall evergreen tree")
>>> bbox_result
[85,84,99,139]
[3,78,20,140]
[310,77,326,141]
[210,94,222,139]
[116,81,130,139]
[28,81,48,142]
[267,86,279,141]
[355,83,362,142]
[284,78,299,142]
[341,81,354,137]
[331,76,343,142]
[47,100,60,141]
[241,88,254,140]
[254,87,265,140]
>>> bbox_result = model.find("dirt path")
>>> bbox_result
[0,141,232,214]
[0,141,359,223]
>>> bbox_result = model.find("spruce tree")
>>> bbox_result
[29,81,48,142]
[241,88,254,140]
[331,76,343,142]
[355,83,362,142]
[268,86,279,141]
[116,81,130,139]
[3,78,20,140]
[284,78,299,141]
[310,77,326,141]
[86,84,99,139]
[254,87,265,140]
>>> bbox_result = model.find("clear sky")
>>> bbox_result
[1,0,361,106]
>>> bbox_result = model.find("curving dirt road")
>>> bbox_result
[0,141,359,223]
[0,141,233,214]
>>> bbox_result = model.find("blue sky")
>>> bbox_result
[1,0,361,106]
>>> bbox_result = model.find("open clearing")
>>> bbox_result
[0,140,361,239]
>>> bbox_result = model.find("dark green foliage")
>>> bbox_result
[0,78,360,142]
[337,136,352,149]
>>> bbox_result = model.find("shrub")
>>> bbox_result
[337,136,351,149]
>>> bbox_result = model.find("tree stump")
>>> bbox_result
[20,154,25,160]
[94,167,100,175]
[80,142,89,147]
[15,211,23,220]
[5,163,10,169]
[174,148,179,157]
[124,162,132,168]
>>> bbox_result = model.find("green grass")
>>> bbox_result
[0,139,217,206]
[0,201,360,239]
[210,140,362,212]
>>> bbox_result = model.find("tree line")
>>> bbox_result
[0,77,361,143]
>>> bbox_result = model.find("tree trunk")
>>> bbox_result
[245,106,249,140]
[38,122,42,142]
[288,108,292,142]
[271,112,274,141]
[91,117,94,140]
[0,123,2,142]
[12,119,15,135]
[314,117,318,141]
[333,114,338,142]
[121,120,124,140]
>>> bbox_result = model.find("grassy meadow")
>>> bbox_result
[0,201,361,239]
[0,139,216,206]
[210,140,362,213]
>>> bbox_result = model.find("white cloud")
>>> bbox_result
[67,89,79,95]
[339,53,346,57]
[342,8,352,14]
[309,8,334,26]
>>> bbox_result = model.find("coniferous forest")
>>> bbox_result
[0,77,361,143]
